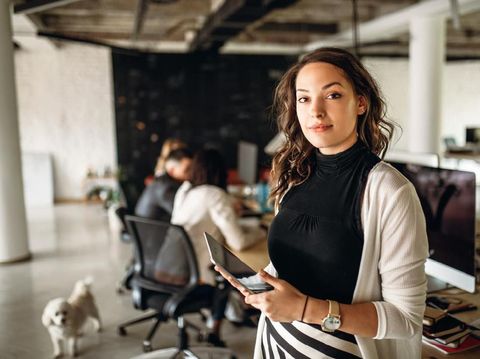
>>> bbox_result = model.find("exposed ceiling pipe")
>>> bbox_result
[449,0,462,31]
[304,0,480,51]
[132,0,149,41]
[352,0,359,57]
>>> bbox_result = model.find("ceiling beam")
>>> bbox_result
[188,0,244,52]
[26,14,47,31]
[189,0,299,52]
[36,30,141,54]
[221,41,302,55]
[255,21,338,34]
[37,30,109,46]
[14,0,85,15]
[304,0,480,51]
[12,12,60,47]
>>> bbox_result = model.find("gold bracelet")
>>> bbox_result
[300,295,309,322]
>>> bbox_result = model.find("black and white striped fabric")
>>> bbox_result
[261,317,362,359]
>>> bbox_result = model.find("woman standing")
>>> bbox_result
[216,47,428,358]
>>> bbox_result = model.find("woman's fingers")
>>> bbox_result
[244,276,306,322]
[258,270,283,289]
[213,265,251,296]
[244,292,267,311]
[237,287,251,297]
[214,266,232,282]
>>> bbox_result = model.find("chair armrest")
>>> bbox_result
[133,276,183,294]
[163,283,203,318]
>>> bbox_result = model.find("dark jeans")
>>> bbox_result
[191,282,231,321]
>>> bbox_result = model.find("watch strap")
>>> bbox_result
[328,300,340,317]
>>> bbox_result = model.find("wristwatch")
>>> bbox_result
[321,300,342,333]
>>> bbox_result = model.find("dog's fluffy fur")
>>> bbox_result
[42,278,101,358]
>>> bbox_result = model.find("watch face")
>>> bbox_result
[323,316,341,331]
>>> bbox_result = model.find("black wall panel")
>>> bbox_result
[112,51,295,206]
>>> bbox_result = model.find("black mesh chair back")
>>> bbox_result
[119,179,140,210]
[125,215,200,289]
[119,216,234,356]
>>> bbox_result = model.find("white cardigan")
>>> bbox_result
[253,161,429,359]
[171,182,265,284]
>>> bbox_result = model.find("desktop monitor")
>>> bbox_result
[384,150,439,168]
[237,141,258,185]
[264,132,286,155]
[388,162,477,293]
[466,127,480,144]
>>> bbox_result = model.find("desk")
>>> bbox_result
[232,237,269,272]
[422,287,480,358]
[232,213,273,271]
[444,152,480,162]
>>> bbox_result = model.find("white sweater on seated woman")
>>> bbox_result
[171,181,265,284]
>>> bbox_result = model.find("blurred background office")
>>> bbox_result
[2,0,480,358]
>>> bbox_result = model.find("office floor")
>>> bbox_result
[0,204,256,359]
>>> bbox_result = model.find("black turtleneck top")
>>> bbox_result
[268,141,380,304]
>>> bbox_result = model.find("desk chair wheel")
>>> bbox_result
[143,341,153,352]
[118,327,127,336]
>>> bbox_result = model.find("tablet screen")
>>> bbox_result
[204,232,273,293]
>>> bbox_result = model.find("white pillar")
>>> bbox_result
[408,16,445,154]
[0,1,30,263]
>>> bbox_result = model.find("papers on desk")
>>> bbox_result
[238,217,261,228]
[422,305,480,354]
[423,335,480,354]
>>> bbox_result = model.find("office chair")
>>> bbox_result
[117,216,234,358]
[115,182,137,293]
[115,205,133,242]
[114,204,134,293]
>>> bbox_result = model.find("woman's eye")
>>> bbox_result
[326,92,341,99]
[297,97,308,103]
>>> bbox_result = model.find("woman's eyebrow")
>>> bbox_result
[296,82,344,93]
[322,81,344,90]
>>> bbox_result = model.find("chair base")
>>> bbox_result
[118,312,209,353]
[118,310,166,351]
[118,311,160,334]
[130,346,236,359]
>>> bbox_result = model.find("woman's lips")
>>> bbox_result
[309,124,333,133]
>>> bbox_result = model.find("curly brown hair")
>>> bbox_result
[270,47,395,207]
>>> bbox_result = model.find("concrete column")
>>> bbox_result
[0,1,30,263]
[408,16,445,154]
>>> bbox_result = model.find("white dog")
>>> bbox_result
[42,278,102,358]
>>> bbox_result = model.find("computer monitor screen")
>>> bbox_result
[238,141,258,185]
[388,162,476,292]
[384,150,439,167]
[466,127,480,144]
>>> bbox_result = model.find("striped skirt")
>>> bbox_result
[260,317,362,359]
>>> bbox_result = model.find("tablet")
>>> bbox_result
[204,232,273,294]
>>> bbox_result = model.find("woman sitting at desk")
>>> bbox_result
[171,148,265,345]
